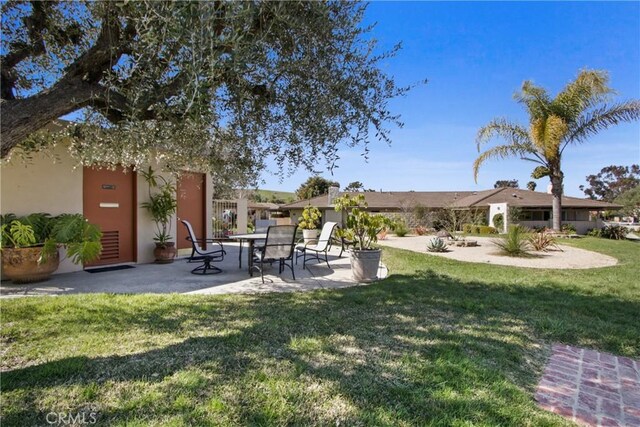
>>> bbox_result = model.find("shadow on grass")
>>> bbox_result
[2,268,638,425]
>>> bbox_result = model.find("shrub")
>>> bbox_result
[493,225,531,257]
[414,226,428,236]
[478,226,497,234]
[463,224,480,234]
[298,205,322,230]
[586,228,602,238]
[528,232,559,252]
[492,213,504,231]
[601,225,628,240]
[561,223,577,234]
[392,217,409,237]
[426,237,448,252]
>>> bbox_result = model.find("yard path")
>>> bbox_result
[378,236,618,269]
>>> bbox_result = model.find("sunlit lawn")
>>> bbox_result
[1,238,638,426]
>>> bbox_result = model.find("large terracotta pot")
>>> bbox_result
[1,246,60,283]
[153,242,176,264]
[302,229,319,244]
[350,249,382,282]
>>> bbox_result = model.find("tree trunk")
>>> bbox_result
[550,172,564,231]
[0,78,98,158]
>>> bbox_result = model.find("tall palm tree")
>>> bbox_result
[474,70,640,231]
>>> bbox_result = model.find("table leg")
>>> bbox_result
[248,240,254,276]
[238,239,243,269]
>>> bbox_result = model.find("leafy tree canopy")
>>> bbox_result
[344,181,365,192]
[494,179,519,189]
[614,185,640,218]
[295,176,339,200]
[579,164,640,201]
[1,1,418,189]
[526,181,537,191]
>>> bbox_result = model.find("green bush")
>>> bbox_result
[393,218,409,237]
[478,226,498,234]
[601,225,628,240]
[492,213,504,231]
[463,224,480,234]
[493,225,531,257]
[426,237,448,253]
[561,223,577,234]
[586,228,602,238]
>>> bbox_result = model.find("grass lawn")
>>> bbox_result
[1,238,638,426]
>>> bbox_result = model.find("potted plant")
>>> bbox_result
[1,213,102,283]
[298,205,322,244]
[140,167,178,263]
[334,194,391,282]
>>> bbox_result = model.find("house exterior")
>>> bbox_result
[281,186,621,234]
[1,139,213,275]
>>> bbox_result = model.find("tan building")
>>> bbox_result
[281,187,621,234]
[1,142,213,274]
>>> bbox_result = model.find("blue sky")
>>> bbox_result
[262,1,640,197]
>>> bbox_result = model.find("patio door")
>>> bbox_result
[83,166,136,266]
[176,172,206,249]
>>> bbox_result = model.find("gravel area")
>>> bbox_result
[378,236,618,269]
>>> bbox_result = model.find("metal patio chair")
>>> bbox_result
[181,220,226,274]
[296,221,338,269]
[254,225,297,283]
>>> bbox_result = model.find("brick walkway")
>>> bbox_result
[535,344,640,426]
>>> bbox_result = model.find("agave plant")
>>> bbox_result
[426,237,448,253]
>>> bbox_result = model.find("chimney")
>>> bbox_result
[328,186,340,206]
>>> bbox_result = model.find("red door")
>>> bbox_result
[83,166,136,266]
[177,172,206,249]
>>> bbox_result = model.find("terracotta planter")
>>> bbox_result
[302,229,319,244]
[350,248,382,282]
[153,242,176,264]
[1,246,60,283]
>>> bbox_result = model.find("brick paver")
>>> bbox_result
[535,344,640,427]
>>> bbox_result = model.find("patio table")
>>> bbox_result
[227,233,267,276]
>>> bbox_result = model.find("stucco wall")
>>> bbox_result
[1,145,83,273]
[488,203,508,233]
[2,147,214,273]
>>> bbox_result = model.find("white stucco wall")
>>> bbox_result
[1,145,84,273]
[488,203,508,233]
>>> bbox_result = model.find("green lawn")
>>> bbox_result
[1,238,638,426]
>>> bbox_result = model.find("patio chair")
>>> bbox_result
[180,220,226,275]
[254,225,297,283]
[331,226,353,257]
[296,222,338,269]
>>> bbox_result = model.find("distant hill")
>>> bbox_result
[253,189,296,204]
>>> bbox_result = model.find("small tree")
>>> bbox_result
[494,179,519,188]
[526,181,537,191]
[580,165,640,201]
[295,177,340,200]
[344,181,365,192]
[333,194,390,250]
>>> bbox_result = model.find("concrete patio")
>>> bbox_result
[0,244,387,298]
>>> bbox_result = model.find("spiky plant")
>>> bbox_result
[528,232,560,252]
[474,70,640,231]
[493,225,531,257]
[426,237,448,253]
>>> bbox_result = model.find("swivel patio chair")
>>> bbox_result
[254,225,297,283]
[181,220,226,275]
[296,222,338,269]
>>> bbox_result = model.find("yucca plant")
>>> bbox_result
[474,69,640,231]
[493,225,531,257]
[426,237,448,253]
[528,232,560,252]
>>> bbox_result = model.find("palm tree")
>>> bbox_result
[474,70,640,231]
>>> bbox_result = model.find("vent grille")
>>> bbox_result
[100,231,120,260]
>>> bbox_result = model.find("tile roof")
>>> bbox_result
[280,188,622,210]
